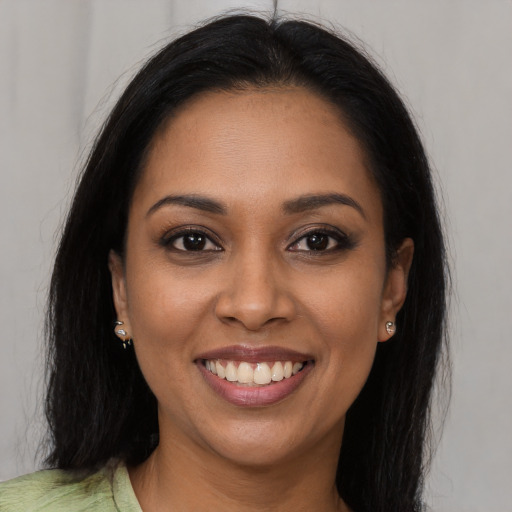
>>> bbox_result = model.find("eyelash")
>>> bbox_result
[287,227,354,253]
[161,227,222,252]
[161,226,354,254]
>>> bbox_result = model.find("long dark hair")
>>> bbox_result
[45,14,449,512]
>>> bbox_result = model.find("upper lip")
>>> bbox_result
[195,345,314,363]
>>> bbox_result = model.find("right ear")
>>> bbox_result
[108,250,131,333]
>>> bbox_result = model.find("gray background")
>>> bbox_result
[1,1,511,511]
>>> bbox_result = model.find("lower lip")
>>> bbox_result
[197,361,313,407]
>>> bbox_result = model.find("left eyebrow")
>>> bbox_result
[282,193,367,219]
[146,194,227,217]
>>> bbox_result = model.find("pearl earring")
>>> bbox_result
[385,321,396,336]
[114,320,132,349]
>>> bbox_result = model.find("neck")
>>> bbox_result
[129,420,348,512]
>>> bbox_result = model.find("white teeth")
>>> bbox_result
[271,362,284,381]
[237,362,254,384]
[216,361,225,379]
[253,363,272,385]
[292,362,303,375]
[283,361,293,379]
[225,361,237,382]
[205,359,306,386]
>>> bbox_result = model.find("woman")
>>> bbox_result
[0,14,448,512]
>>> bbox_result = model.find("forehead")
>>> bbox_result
[134,87,381,221]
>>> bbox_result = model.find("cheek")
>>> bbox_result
[295,259,384,396]
[123,267,215,413]
[126,259,214,342]
[300,261,384,343]
[123,268,216,403]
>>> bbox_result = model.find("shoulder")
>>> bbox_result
[0,465,118,512]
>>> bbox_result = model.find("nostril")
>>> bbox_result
[214,283,296,331]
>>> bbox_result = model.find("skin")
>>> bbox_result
[110,87,413,512]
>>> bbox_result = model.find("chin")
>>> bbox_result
[212,438,302,469]
[200,414,336,470]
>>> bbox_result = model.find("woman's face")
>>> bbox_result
[110,87,412,467]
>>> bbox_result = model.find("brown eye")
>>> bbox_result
[167,231,221,252]
[183,233,207,250]
[305,233,329,251]
[288,228,353,253]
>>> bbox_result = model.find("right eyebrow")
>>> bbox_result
[146,194,227,217]
[282,193,367,220]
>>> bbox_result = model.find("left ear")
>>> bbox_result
[108,249,132,338]
[378,238,414,341]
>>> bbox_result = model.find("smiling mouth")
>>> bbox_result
[202,359,311,386]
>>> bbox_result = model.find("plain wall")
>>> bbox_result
[1,1,511,511]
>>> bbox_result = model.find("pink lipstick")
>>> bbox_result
[195,345,314,407]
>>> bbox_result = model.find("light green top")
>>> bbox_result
[0,462,142,511]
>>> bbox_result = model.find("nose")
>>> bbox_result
[214,250,296,331]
